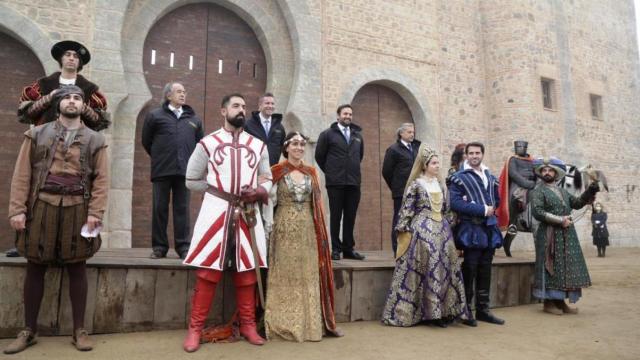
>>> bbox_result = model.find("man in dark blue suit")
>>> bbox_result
[448,142,505,326]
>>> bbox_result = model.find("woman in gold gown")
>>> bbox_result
[263,132,342,342]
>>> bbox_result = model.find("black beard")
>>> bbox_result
[60,107,81,117]
[227,114,245,128]
[542,175,555,183]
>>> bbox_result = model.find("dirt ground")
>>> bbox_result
[1,247,639,360]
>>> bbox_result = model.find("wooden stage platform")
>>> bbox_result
[0,249,535,338]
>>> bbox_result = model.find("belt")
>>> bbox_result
[460,216,486,225]
[40,184,84,195]
[206,186,241,206]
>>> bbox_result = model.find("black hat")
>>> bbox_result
[51,40,91,69]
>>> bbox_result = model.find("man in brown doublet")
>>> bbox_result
[4,85,109,354]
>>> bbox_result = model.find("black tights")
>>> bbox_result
[24,261,88,332]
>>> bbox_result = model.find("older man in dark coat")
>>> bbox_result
[382,123,420,255]
[142,82,204,259]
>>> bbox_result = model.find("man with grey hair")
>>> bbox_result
[142,82,204,259]
[382,122,420,255]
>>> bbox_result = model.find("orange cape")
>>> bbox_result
[270,161,340,335]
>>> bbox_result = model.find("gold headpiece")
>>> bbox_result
[421,146,437,165]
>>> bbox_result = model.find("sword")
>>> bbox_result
[242,204,265,308]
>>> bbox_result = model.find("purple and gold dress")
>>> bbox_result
[382,177,469,326]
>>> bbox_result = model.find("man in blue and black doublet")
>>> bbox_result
[448,142,505,326]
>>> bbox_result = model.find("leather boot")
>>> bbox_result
[475,264,505,325]
[3,328,37,354]
[502,225,518,257]
[183,277,217,352]
[554,300,578,314]
[461,263,477,327]
[236,284,265,345]
[543,300,563,315]
[72,328,93,351]
[602,247,606,258]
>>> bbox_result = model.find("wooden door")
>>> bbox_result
[132,3,267,248]
[0,33,45,251]
[351,84,413,251]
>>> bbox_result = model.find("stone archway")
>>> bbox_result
[130,3,268,248]
[338,69,435,251]
[109,0,296,247]
[338,68,437,147]
[0,4,57,74]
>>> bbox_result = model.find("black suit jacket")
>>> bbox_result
[315,122,364,187]
[244,111,286,166]
[382,139,421,199]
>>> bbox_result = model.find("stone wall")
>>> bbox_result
[0,0,638,248]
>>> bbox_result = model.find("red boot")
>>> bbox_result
[183,274,217,352]
[235,284,265,345]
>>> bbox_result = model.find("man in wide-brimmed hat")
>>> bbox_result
[529,157,599,315]
[5,40,110,258]
[17,40,109,131]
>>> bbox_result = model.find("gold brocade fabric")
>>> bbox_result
[265,174,323,342]
[429,191,443,221]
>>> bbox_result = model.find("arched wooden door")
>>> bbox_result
[351,84,413,251]
[132,3,267,248]
[0,33,45,250]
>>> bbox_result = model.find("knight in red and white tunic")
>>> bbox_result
[182,94,271,352]
[183,127,271,271]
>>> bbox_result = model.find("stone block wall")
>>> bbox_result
[0,0,637,248]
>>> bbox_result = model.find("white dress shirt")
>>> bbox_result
[168,104,183,119]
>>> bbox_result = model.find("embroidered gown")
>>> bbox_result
[264,174,323,341]
[530,183,591,302]
[382,178,469,326]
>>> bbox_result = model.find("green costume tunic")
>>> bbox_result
[530,183,591,302]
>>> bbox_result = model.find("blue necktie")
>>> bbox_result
[263,120,270,136]
[343,127,350,143]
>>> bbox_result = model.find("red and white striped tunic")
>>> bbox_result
[183,128,272,272]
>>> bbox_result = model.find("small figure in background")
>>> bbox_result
[591,202,609,257]
[447,143,466,177]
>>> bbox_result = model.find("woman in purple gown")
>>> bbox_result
[381,144,470,327]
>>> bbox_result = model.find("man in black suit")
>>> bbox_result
[382,123,420,255]
[315,104,365,261]
[244,92,286,166]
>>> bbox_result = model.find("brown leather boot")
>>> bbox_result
[554,300,579,314]
[543,300,563,315]
[3,328,37,354]
[72,328,93,351]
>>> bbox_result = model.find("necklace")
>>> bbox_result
[419,176,443,221]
